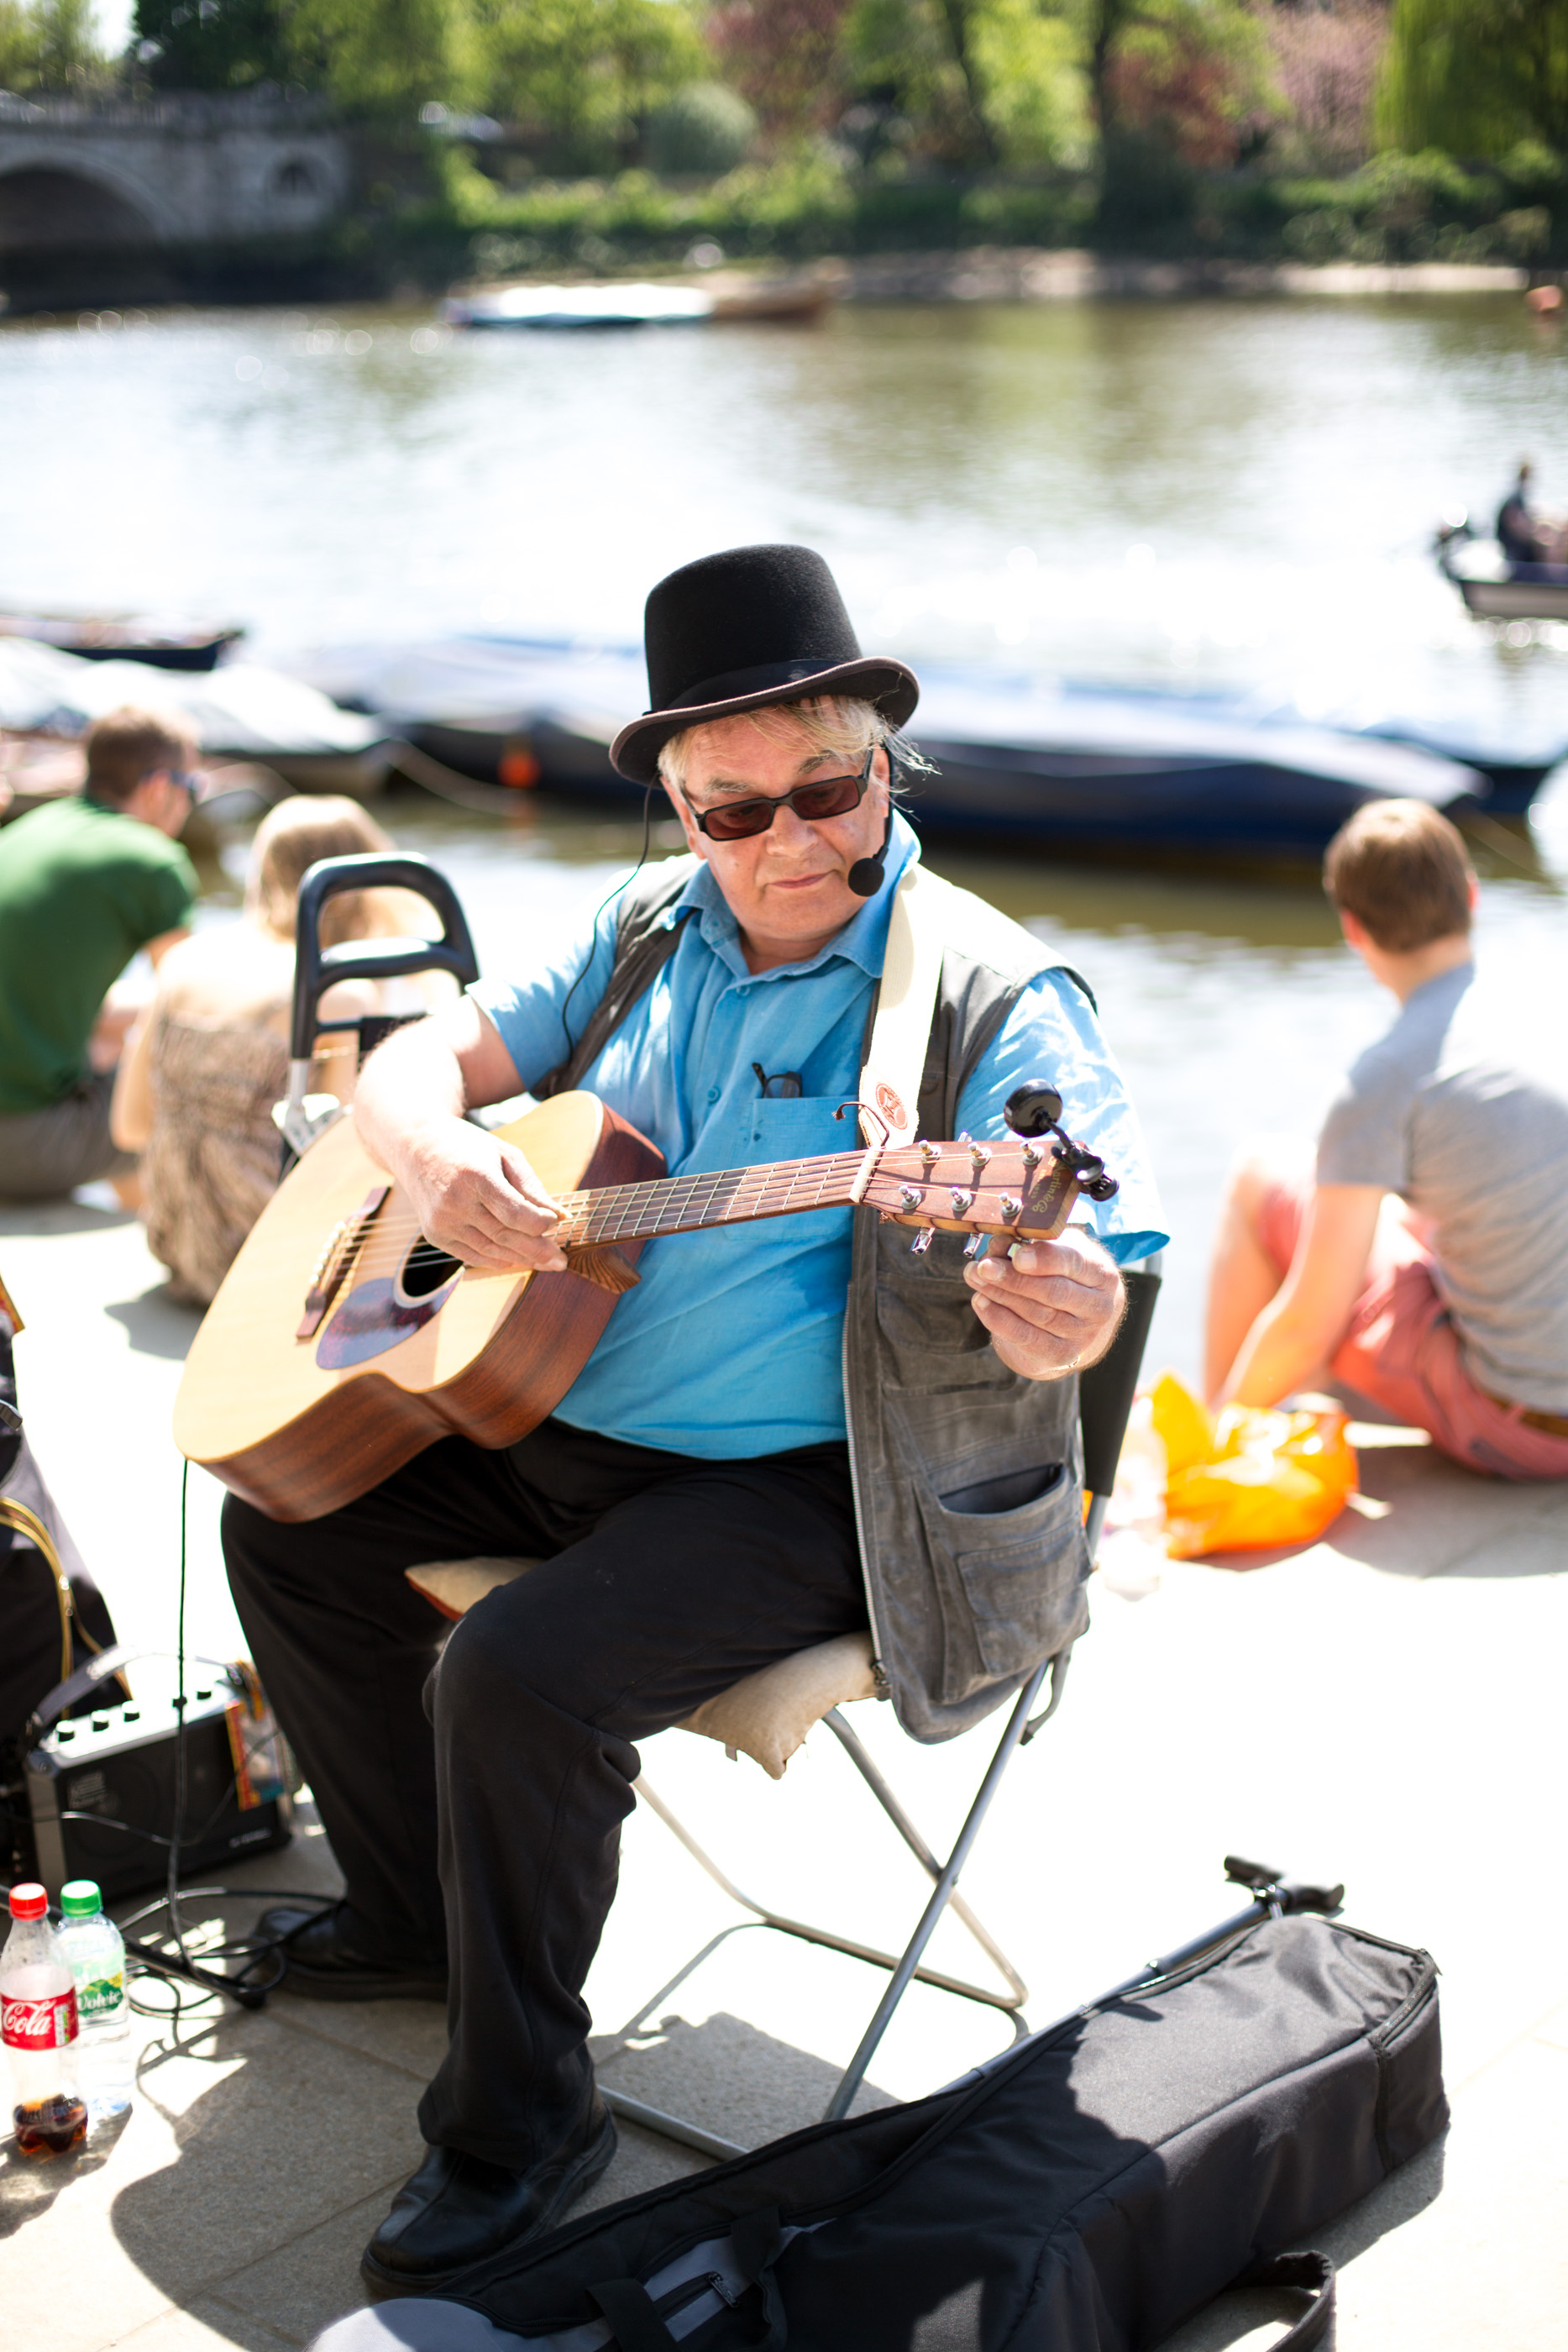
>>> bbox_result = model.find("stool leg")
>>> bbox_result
[821,1709,1028,2007]
[822,1656,1051,2123]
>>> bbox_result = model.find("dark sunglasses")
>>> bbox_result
[684,745,876,843]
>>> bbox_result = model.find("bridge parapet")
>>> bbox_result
[0,89,353,250]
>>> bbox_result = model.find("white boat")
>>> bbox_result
[443,274,836,331]
[0,638,397,797]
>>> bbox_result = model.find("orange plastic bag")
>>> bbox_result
[1149,1372,1358,1560]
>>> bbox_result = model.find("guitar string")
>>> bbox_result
[322,1163,1070,1282]
[327,1151,881,1277]
[313,1151,1065,1284]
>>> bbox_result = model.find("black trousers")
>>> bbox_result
[222,1417,867,2166]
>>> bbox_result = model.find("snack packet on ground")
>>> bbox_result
[1148,1372,1358,1559]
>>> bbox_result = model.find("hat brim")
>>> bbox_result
[609,657,920,785]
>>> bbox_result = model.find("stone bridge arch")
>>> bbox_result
[0,143,179,251]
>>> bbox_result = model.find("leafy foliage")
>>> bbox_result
[1263,0,1387,171]
[132,0,291,91]
[647,78,757,171]
[472,0,705,171]
[708,0,854,138]
[1,0,111,89]
[1377,0,1568,155]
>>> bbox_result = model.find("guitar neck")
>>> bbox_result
[554,1151,868,1250]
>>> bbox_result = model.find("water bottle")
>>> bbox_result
[1,1882,87,2157]
[58,1880,133,2118]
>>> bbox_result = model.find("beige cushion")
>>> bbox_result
[406,1557,534,1620]
[405,1560,876,1780]
[677,1631,878,1780]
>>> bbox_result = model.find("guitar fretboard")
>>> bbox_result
[552,1150,869,1249]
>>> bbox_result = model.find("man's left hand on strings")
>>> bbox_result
[964,1230,1124,1380]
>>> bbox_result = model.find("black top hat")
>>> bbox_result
[609,544,920,784]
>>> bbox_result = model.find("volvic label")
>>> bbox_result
[77,1974,124,2019]
[2,1987,79,2050]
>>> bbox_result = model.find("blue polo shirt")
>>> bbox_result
[473,822,1165,1457]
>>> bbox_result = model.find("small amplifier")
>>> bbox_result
[23,1659,293,1903]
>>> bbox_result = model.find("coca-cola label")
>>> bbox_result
[2,1987,79,2050]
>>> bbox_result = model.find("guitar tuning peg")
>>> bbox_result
[899,1184,922,1210]
[999,1194,1022,1223]
[963,1231,988,1260]
[957,1131,972,1145]
[949,1187,974,1216]
[919,1141,940,1167]
[1020,1142,1042,1170]
[969,1142,992,1172]
[909,1226,934,1255]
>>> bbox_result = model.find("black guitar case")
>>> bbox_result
[313,1910,1445,2352]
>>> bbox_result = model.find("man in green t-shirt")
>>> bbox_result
[0,706,198,1202]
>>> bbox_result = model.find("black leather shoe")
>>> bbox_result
[257,1902,448,2003]
[361,2097,617,2292]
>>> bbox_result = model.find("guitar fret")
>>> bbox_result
[573,1151,868,1248]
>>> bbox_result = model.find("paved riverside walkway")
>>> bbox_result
[2,1195,1565,2352]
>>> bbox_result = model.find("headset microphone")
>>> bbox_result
[847,748,896,898]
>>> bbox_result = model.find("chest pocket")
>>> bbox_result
[746,1095,851,1161]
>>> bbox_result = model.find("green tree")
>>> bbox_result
[844,0,991,161]
[1377,0,1568,155]
[1,0,108,89]
[291,0,469,111]
[1078,0,1272,155]
[134,0,469,110]
[474,0,705,168]
[132,0,291,92]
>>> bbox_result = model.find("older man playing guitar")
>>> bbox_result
[223,545,1165,2291]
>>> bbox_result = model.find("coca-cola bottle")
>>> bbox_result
[2,1883,87,2158]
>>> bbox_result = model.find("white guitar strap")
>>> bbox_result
[859,863,949,1148]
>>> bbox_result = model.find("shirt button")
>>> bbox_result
[707,1086,720,1103]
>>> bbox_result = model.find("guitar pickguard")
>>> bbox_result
[315,1273,460,1370]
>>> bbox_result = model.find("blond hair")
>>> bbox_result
[85,706,198,806]
[657,695,889,794]
[1323,800,1474,953]
[244,796,417,948]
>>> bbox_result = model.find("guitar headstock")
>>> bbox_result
[859,1080,1117,1259]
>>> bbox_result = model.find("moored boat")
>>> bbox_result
[443,270,836,332]
[0,609,243,671]
[0,637,399,801]
[295,634,1487,862]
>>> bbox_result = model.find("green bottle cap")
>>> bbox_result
[60,1880,103,1917]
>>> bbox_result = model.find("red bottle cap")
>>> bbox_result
[8,1883,48,1921]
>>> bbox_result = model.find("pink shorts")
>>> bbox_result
[1257,1177,1568,1481]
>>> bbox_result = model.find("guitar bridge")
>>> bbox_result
[297,1186,390,1338]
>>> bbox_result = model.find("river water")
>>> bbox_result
[4,293,1567,1371]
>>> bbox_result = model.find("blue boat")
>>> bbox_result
[300,635,1508,863]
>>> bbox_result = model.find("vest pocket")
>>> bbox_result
[877,1378,1089,1708]
[943,1476,1085,1688]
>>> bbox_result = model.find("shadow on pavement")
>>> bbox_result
[0,2109,132,2241]
[105,1286,203,1360]
[0,1201,135,1238]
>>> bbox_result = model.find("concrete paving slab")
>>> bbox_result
[195,2191,402,2350]
[113,2302,300,2352]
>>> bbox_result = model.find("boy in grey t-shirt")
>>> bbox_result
[1204,799,1568,1479]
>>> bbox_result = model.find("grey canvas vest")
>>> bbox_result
[536,856,1094,1746]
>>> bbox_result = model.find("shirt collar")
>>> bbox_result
[670,814,922,982]
[1403,958,1476,1011]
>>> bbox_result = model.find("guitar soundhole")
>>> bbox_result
[401,1241,463,1300]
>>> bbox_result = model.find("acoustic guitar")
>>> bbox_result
[173,1086,1115,1522]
